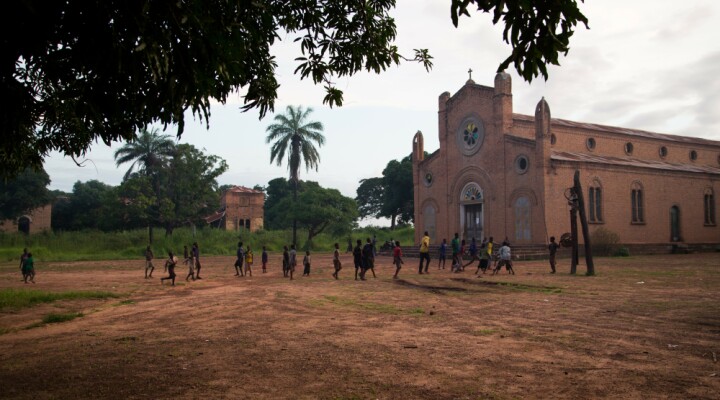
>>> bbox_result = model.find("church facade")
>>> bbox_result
[412,73,720,249]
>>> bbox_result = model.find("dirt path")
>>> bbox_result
[1,253,719,399]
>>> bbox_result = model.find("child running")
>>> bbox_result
[262,246,268,273]
[192,242,202,279]
[144,245,155,278]
[353,239,362,280]
[332,243,342,280]
[22,252,35,284]
[437,239,447,269]
[302,250,311,276]
[185,245,195,281]
[493,241,515,275]
[245,245,254,277]
[160,252,178,286]
[234,242,245,277]
[361,238,375,279]
[392,241,404,279]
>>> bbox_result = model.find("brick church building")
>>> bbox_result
[412,73,720,250]
[205,186,264,232]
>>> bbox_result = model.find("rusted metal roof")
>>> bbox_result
[551,151,720,175]
[225,186,264,194]
[204,210,225,224]
[512,114,720,148]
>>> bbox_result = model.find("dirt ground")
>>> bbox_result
[0,252,719,399]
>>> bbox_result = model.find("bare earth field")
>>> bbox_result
[0,253,719,399]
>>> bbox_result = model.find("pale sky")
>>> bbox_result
[44,0,720,225]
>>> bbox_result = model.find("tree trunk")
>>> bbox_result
[570,206,578,274]
[574,170,595,276]
[148,224,154,244]
[292,179,298,246]
[390,213,397,230]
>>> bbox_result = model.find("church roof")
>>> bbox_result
[513,114,720,148]
[551,151,720,175]
[225,186,264,194]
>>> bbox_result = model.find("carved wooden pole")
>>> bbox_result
[573,170,595,276]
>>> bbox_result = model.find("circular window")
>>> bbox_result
[456,117,485,156]
[624,142,634,155]
[586,138,596,151]
[515,155,529,174]
[550,134,557,145]
[690,150,698,161]
[659,146,668,158]
[424,172,433,186]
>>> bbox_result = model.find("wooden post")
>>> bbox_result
[573,170,595,276]
[570,203,578,274]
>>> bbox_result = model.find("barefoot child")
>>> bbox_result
[192,242,202,279]
[22,252,35,283]
[234,242,245,277]
[493,241,515,275]
[282,245,290,277]
[160,252,178,286]
[261,246,268,273]
[185,245,195,281]
[392,241,404,279]
[302,250,311,276]
[332,243,342,279]
[437,239,447,270]
[245,245,254,277]
[353,239,362,280]
[144,245,155,278]
[289,245,297,280]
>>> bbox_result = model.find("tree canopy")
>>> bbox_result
[0,167,51,221]
[2,0,587,177]
[356,154,414,229]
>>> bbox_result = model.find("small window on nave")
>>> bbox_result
[659,146,668,158]
[704,188,716,226]
[631,182,644,224]
[625,142,634,155]
[589,179,603,223]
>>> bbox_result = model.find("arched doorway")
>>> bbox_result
[18,216,31,235]
[670,206,681,242]
[460,183,483,240]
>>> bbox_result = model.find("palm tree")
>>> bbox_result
[113,128,176,180]
[265,105,325,245]
[114,128,176,243]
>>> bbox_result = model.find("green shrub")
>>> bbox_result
[613,246,630,257]
[590,227,620,257]
[42,312,84,324]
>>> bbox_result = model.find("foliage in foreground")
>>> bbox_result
[0,289,118,310]
[0,226,415,262]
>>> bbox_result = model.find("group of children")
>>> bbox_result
[143,242,204,286]
[435,235,515,275]
[138,234,568,286]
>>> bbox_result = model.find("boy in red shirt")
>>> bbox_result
[392,241,404,279]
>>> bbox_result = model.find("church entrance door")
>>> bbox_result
[463,204,483,240]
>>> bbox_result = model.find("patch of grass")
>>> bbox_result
[473,328,497,336]
[42,312,83,324]
[496,282,562,294]
[0,289,119,310]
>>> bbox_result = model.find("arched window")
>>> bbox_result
[514,196,531,241]
[423,204,437,240]
[588,179,603,223]
[704,188,716,226]
[631,182,644,223]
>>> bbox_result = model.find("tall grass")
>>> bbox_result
[0,289,119,310]
[0,226,415,262]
